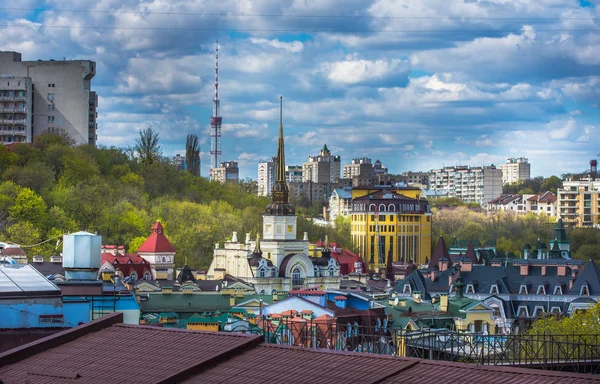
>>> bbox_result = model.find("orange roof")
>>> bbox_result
[280,310,297,317]
[334,295,347,300]
[300,310,313,314]
[314,314,336,323]
[137,221,175,253]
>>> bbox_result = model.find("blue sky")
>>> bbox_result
[1,0,599,179]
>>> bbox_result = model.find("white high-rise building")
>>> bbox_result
[429,165,502,205]
[499,157,531,185]
[258,157,276,197]
[0,51,98,145]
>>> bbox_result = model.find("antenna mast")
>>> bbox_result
[209,40,222,178]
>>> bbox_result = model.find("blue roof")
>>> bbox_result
[334,188,352,199]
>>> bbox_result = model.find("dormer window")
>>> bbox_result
[517,306,529,317]
[490,285,499,295]
[403,284,411,294]
[536,285,546,295]
[581,284,590,296]
[519,285,528,295]
[533,306,545,317]
[466,284,475,294]
[144,272,151,280]
[550,307,561,314]
[553,286,563,295]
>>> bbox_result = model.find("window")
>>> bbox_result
[144,272,151,280]
[519,285,528,295]
[403,284,411,294]
[536,285,546,295]
[130,271,138,281]
[551,307,561,314]
[517,306,529,317]
[581,284,590,296]
[292,268,302,286]
[533,306,545,317]
[258,268,266,278]
[466,284,475,294]
[48,83,55,88]
[553,285,563,295]
[48,93,55,100]
[48,104,55,111]
[287,225,293,233]
[48,116,54,123]
[490,285,499,295]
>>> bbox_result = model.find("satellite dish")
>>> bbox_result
[394,297,399,306]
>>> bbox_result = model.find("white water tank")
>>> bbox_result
[62,231,101,269]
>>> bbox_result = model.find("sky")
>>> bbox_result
[1,0,599,179]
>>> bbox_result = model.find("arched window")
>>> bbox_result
[258,268,266,278]
[130,271,138,281]
[162,256,166,262]
[379,204,386,212]
[369,204,376,212]
[292,268,303,286]
[388,204,396,212]
[144,272,151,280]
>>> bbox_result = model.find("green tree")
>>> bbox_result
[135,126,161,170]
[2,161,55,193]
[0,144,18,173]
[8,188,48,228]
[185,134,201,176]
[540,175,562,193]
[129,236,147,254]
[6,222,43,257]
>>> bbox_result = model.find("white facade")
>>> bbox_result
[429,165,502,205]
[329,187,353,223]
[258,158,276,197]
[499,157,531,185]
[0,51,97,145]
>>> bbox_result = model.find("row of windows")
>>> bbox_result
[403,283,589,296]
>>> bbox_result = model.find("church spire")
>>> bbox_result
[264,96,295,216]
[275,96,285,183]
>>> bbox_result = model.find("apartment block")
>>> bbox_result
[401,171,430,188]
[302,144,340,183]
[211,161,239,184]
[0,76,32,144]
[343,158,373,179]
[257,158,276,197]
[0,51,98,146]
[557,180,600,228]
[285,165,303,183]
[429,165,503,205]
[499,157,531,185]
[329,187,353,223]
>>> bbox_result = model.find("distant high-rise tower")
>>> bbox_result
[209,41,222,178]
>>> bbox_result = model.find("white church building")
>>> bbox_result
[207,97,341,293]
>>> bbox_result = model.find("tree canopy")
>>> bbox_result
[0,135,350,269]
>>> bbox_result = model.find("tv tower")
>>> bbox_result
[209,40,222,177]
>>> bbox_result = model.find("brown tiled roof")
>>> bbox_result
[1,313,599,384]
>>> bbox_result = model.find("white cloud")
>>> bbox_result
[549,118,577,140]
[321,55,409,85]
[249,38,304,53]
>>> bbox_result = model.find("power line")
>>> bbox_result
[0,7,599,20]
[1,24,599,33]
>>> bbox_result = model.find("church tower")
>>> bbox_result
[263,96,297,241]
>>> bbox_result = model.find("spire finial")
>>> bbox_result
[280,95,283,128]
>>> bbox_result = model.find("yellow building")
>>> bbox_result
[557,180,600,228]
[350,186,432,270]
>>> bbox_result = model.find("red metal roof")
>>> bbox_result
[1,313,598,384]
[334,295,347,300]
[137,221,175,253]
[0,247,26,257]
